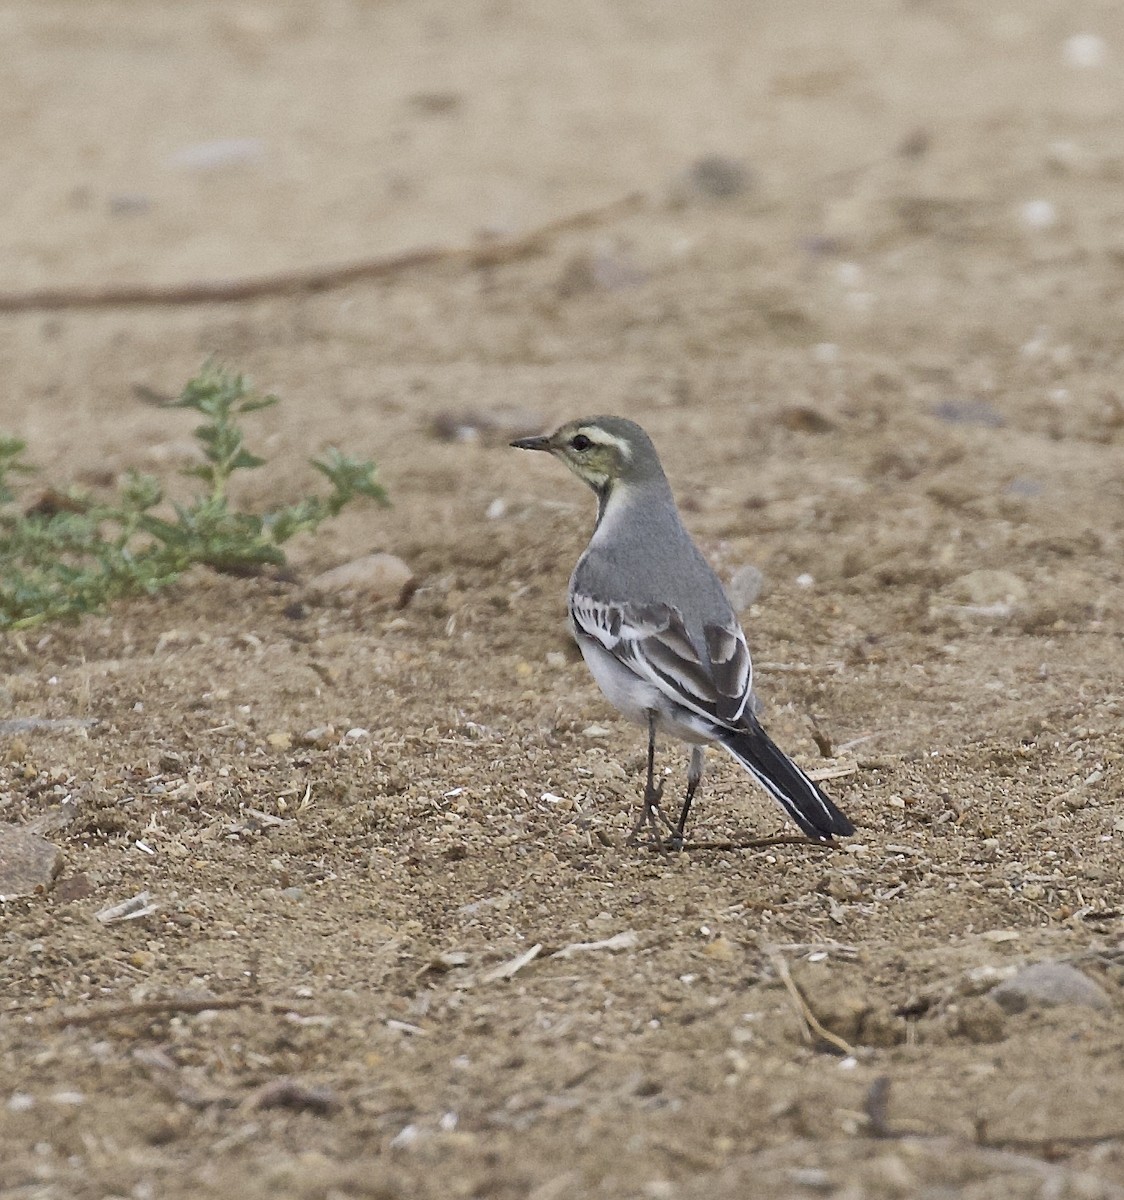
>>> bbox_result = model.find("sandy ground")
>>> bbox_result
[2,2,1124,1197]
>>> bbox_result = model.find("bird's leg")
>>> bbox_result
[627,712,675,846]
[673,745,706,842]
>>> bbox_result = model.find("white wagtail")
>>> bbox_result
[511,415,854,848]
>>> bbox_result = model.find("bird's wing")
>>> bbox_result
[569,593,753,727]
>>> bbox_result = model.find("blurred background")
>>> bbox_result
[5,1,1122,289]
[3,6,1124,1199]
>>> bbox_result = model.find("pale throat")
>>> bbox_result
[592,478,629,541]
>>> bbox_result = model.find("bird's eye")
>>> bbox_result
[570,434,593,452]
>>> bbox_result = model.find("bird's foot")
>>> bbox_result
[626,781,684,852]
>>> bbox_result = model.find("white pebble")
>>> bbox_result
[795,573,815,589]
[1063,33,1107,69]
[485,498,507,520]
[389,1123,421,1149]
[835,262,863,288]
[7,1093,35,1113]
[812,342,840,365]
[166,137,267,171]
[1019,199,1058,231]
[1020,328,1049,359]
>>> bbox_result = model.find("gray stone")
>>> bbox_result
[947,569,1028,607]
[990,961,1111,1015]
[0,824,63,900]
[307,553,416,608]
[727,564,765,611]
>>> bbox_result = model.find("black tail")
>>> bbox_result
[720,715,854,842]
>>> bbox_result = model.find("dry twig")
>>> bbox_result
[649,834,837,854]
[0,193,642,313]
[865,1078,1124,1163]
[54,994,308,1027]
[767,950,856,1056]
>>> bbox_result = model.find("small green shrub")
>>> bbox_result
[0,362,388,630]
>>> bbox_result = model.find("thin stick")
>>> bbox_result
[865,1075,893,1137]
[0,193,642,313]
[806,762,859,782]
[771,941,860,958]
[755,661,844,674]
[650,834,837,854]
[768,950,856,1056]
[976,1120,1124,1154]
[53,995,306,1027]
[864,1079,1124,1156]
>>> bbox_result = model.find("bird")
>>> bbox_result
[511,415,854,849]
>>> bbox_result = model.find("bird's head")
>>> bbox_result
[510,416,665,496]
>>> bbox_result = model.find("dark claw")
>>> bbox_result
[626,778,680,850]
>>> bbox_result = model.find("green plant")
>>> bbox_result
[0,363,388,630]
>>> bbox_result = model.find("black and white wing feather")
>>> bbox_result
[569,593,752,730]
[570,590,854,841]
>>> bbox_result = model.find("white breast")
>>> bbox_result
[574,634,713,745]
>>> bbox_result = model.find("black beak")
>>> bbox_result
[510,435,552,452]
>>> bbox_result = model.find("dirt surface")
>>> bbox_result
[3,2,1124,1197]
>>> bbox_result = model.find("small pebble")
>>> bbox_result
[1062,33,1107,69]
[947,569,1028,607]
[991,961,1110,1014]
[1019,199,1058,231]
[166,137,266,172]
[727,565,764,610]
[703,936,737,962]
[389,1124,421,1149]
[0,824,63,900]
[788,1168,833,1191]
[681,154,752,200]
[307,554,416,609]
